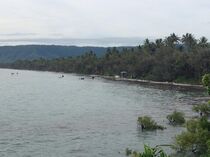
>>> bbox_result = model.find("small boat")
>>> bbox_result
[59,75,64,78]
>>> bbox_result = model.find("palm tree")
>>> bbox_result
[198,36,208,48]
[143,38,150,48]
[143,39,156,52]
[155,38,164,48]
[170,33,180,43]
[181,33,197,50]
[164,33,179,48]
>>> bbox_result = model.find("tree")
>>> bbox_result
[155,38,164,48]
[164,33,179,48]
[202,74,210,95]
[198,36,208,48]
[174,118,210,154]
[181,33,197,51]
[5,33,210,85]
[143,39,150,48]
[143,39,156,52]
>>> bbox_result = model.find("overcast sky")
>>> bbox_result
[0,0,210,45]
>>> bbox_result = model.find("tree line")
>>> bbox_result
[4,33,210,84]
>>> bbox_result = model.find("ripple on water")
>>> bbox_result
[0,69,205,157]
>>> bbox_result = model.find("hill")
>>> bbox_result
[0,45,108,63]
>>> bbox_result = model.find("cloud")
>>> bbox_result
[0,33,38,36]
[0,0,209,42]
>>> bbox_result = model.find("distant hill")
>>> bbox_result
[0,45,108,63]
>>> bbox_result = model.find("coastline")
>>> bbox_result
[101,76,210,104]
[101,76,205,91]
[1,68,209,104]
[0,67,207,92]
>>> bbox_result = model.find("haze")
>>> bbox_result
[0,0,210,46]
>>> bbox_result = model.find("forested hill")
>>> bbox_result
[0,45,108,63]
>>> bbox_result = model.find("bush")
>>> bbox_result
[202,74,210,87]
[193,102,210,117]
[202,74,210,95]
[174,118,210,155]
[126,145,170,157]
[167,110,185,125]
[138,116,165,130]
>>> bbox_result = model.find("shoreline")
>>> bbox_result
[101,76,205,92]
[0,67,207,92]
[1,68,209,103]
[101,76,210,104]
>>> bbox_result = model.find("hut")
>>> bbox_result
[120,71,127,78]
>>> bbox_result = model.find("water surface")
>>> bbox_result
[0,69,202,157]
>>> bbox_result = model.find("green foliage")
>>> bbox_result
[175,76,199,84]
[137,116,165,130]
[166,110,185,125]
[130,74,210,157]
[193,103,210,117]
[126,145,170,157]
[174,117,210,155]
[174,131,197,151]
[202,74,210,87]
[207,140,210,154]
[4,33,210,84]
[202,74,210,95]
[181,33,197,51]
[173,100,210,156]
[126,148,133,156]
[199,37,208,48]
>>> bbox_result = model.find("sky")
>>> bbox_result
[0,0,210,46]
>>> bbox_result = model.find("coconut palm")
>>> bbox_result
[143,38,151,48]
[164,33,179,48]
[170,33,180,43]
[198,36,208,48]
[155,38,164,48]
[181,33,197,50]
[143,39,156,52]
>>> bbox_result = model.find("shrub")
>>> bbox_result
[167,110,185,125]
[174,118,210,155]
[126,145,170,157]
[202,74,210,95]
[138,116,165,130]
[202,74,210,87]
[192,103,210,117]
